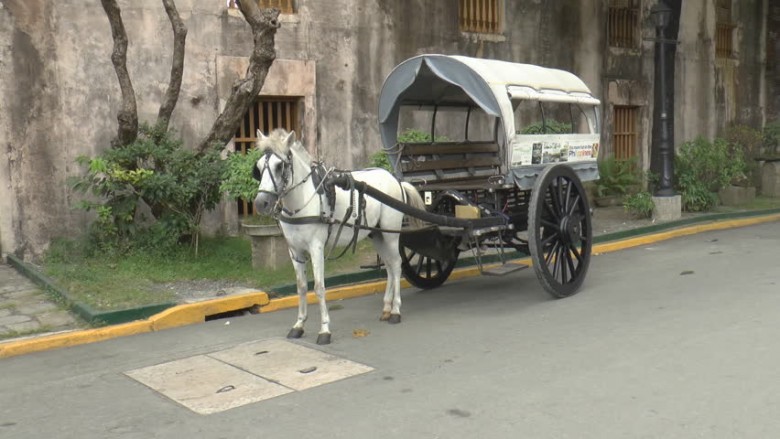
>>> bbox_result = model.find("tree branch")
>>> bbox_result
[100,0,139,147]
[196,4,280,153]
[157,0,187,132]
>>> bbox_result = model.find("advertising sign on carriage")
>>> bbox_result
[509,134,600,168]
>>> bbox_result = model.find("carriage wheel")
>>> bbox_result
[528,164,592,298]
[400,245,459,289]
[400,195,460,289]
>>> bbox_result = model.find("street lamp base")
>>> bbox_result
[654,188,677,197]
[652,194,682,222]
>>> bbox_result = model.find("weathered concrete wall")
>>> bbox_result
[0,0,771,259]
[767,0,780,122]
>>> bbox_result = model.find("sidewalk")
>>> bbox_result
[0,205,778,350]
[0,264,83,340]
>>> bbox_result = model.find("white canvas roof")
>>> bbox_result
[378,54,600,149]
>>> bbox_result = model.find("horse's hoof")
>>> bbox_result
[380,312,391,321]
[287,328,304,339]
[316,333,332,345]
[388,314,402,324]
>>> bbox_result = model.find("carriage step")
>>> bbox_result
[481,262,529,276]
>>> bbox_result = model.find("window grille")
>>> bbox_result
[228,0,295,14]
[234,98,299,216]
[607,0,640,48]
[459,0,502,34]
[715,0,734,58]
[613,106,638,160]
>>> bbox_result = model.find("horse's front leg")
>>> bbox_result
[287,251,308,339]
[309,245,332,345]
[375,235,402,324]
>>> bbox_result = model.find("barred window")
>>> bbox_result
[227,0,296,14]
[234,98,300,216]
[607,0,640,49]
[715,0,734,58]
[459,0,502,34]
[613,106,639,160]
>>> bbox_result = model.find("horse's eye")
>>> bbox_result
[275,163,283,173]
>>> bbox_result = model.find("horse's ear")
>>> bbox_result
[256,129,268,142]
[283,130,296,148]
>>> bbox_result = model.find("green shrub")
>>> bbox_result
[674,136,746,212]
[72,123,224,255]
[595,157,642,198]
[724,125,762,187]
[221,146,264,202]
[623,191,655,219]
[369,129,448,172]
[764,120,780,156]
[520,120,572,135]
[368,150,392,172]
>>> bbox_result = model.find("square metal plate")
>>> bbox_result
[209,339,374,391]
[126,355,292,415]
[125,339,373,414]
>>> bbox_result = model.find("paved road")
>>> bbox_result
[1,222,779,438]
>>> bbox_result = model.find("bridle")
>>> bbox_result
[253,148,319,217]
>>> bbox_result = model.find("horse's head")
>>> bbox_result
[253,128,309,215]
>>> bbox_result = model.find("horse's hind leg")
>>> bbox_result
[309,246,332,345]
[374,234,402,324]
[287,255,308,339]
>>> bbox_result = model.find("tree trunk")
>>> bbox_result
[100,0,139,148]
[157,0,187,132]
[196,4,280,153]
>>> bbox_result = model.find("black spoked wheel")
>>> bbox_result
[400,245,459,289]
[528,164,592,298]
[400,195,460,289]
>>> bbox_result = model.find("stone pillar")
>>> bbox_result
[243,225,290,270]
[652,195,682,222]
[761,162,780,197]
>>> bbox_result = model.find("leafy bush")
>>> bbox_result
[397,128,439,143]
[724,125,762,187]
[595,157,642,198]
[368,150,392,171]
[221,146,264,202]
[764,120,780,156]
[674,136,747,212]
[72,123,224,255]
[520,120,572,135]
[623,191,655,219]
[369,129,448,172]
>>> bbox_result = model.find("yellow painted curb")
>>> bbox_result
[2,213,777,359]
[0,291,270,359]
[592,213,780,255]
[258,213,780,314]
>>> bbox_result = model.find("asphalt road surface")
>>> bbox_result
[1,222,779,438]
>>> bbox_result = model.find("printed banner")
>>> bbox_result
[510,134,599,167]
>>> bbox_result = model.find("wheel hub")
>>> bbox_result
[558,213,583,245]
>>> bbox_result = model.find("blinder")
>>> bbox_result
[254,149,292,196]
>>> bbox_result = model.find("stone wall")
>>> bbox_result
[0,0,771,259]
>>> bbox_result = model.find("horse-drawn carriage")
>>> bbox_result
[254,55,601,344]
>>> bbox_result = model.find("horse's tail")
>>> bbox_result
[401,182,426,229]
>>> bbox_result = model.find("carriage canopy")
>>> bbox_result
[378,54,601,151]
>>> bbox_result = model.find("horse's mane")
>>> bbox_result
[257,128,312,164]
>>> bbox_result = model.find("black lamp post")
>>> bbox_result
[651,1,676,196]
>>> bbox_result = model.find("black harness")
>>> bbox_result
[253,149,373,260]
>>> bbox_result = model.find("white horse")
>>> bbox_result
[253,128,425,345]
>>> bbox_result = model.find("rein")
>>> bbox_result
[263,153,411,259]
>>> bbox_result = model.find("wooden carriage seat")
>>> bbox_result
[398,142,504,190]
